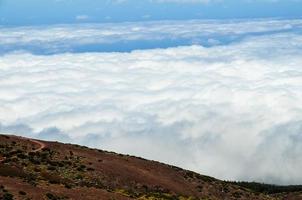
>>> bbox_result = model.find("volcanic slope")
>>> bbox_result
[0,134,301,200]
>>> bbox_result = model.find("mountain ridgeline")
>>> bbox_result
[0,134,302,200]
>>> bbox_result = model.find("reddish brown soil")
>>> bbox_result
[0,134,301,200]
[0,176,131,200]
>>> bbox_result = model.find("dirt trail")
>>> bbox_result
[28,138,46,152]
[0,135,47,163]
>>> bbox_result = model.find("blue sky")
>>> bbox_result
[0,0,302,25]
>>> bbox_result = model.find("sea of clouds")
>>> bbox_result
[0,19,302,184]
[1,19,301,54]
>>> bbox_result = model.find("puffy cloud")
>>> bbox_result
[1,19,302,185]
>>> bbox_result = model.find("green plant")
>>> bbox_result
[3,193,14,200]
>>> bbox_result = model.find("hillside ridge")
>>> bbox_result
[0,134,301,200]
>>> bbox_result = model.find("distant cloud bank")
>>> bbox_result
[0,19,302,185]
[0,19,301,55]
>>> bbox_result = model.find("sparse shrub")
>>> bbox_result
[46,193,57,200]
[41,152,49,160]
[47,166,56,171]
[17,153,28,159]
[58,162,65,167]
[34,167,41,172]
[3,193,14,200]
[185,171,195,179]
[19,191,27,195]
[49,179,60,184]
[63,161,72,166]
[42,148,51,152]
[76,164,86,171]
[29,157,41,165]
[25,173,38,186]
[232,191,242,198]
[64,184,72,189]
[196,185,203,192]
[75,174,83,180]
[45,192,67,200]
[222,186,229,193]
[228,181,302,194]
[142,185,149,192]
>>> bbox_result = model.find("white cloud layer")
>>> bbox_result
[1,19,302,185]
[0,19,301,54]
